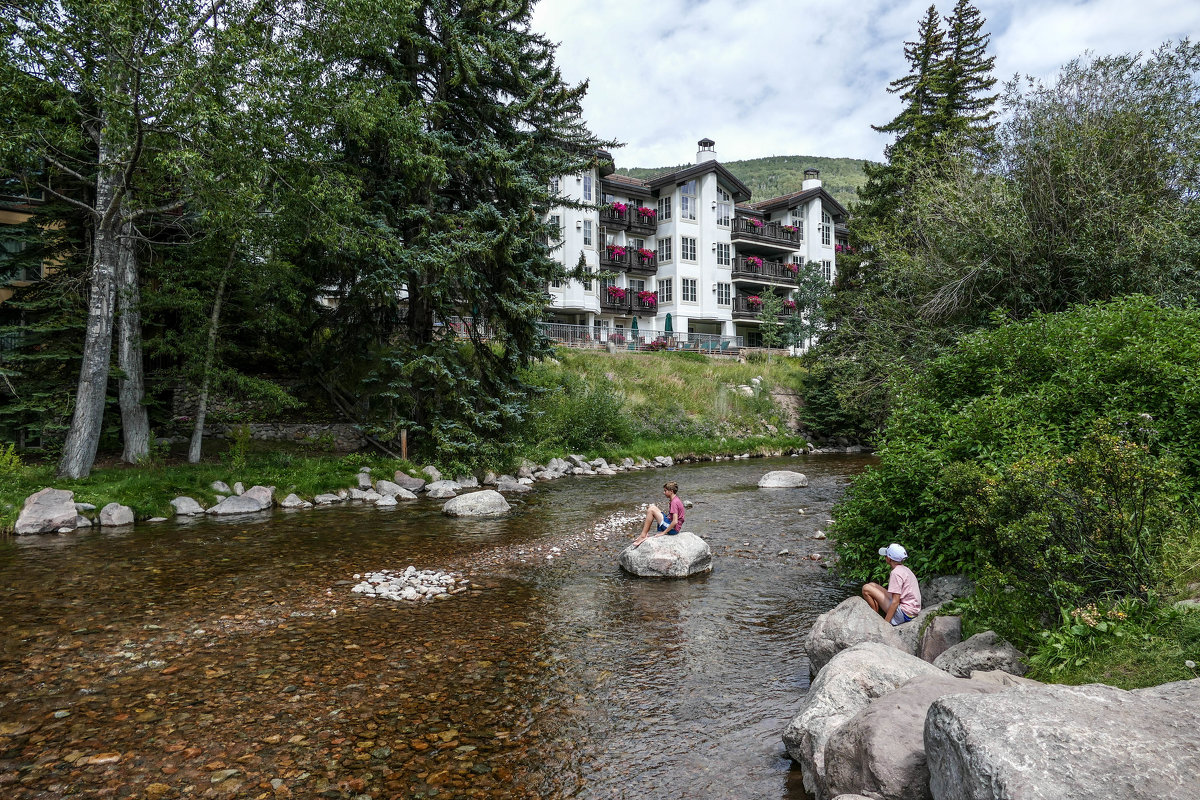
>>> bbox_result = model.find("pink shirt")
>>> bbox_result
[887,564,921,616]
[667,495,685,530]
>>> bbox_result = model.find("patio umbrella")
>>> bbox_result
[664,313,672,333]
[631,317,639,335]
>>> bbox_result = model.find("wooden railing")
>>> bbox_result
[731,216,802,247]
[731,255,799,284]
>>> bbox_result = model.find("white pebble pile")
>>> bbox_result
[350,566,469,603]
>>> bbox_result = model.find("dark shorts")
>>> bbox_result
[657,520,680,534]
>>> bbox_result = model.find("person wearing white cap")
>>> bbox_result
[861,542,922,626]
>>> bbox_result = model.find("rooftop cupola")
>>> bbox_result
[696,138,717,164]
[802,168,821,191]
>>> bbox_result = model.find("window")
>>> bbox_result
[791,208,805,239]
[630,237,645,251]
[657,237,671,262]
[549,214,561,244]
[583,270,593,291]
[716,242,731,266]
[601,275,617,297]
[658,195,672,221]
[716,187,732,227]
[629,278,646,294]
[603,192,615,205]
[821,210,832,247]
[680,180,697,221]
[550,178,560,193]
[551,277,562,288]
[681,236,696,262]
[583,219,593,247]
[821,259,833,283]
[681,278,697,303]
[583,175,593,202]
[604,230,616,246]
[658,278,672,303]
[0,237,30,281]
[792,255,804,266]
[716,282,731,305]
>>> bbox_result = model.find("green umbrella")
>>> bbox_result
[664,313,672,333]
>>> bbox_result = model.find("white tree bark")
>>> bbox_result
[116,222,150,463]
[188,248,234,464]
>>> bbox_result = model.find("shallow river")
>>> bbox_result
[0,455,872,800]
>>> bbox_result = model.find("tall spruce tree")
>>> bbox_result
[936,0,999,153]
[304,0,610,468]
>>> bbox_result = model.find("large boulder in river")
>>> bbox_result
[806,597,908,675]
[921,574,975,606]
[783,642,945,800]
[933,631,1026,678]
[496,479,532,494]
[619,532,712,578]
[208,494,270,515]
[374,480,417,500]
[170,496,205,516]
[824,673,1017,800]
[15,488,77,535]
[392,472,426,493]
[241,485,275,510]
[918,615,963,663]
[758,470,809,488]
[442,490,510,517]
[925,680,1200,800]
[99,502,135,526]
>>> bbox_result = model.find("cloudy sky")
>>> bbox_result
[530,0,1200,168]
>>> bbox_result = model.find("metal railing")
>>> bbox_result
[537,321,742,352]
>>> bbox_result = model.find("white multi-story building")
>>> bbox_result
[545,138,849,347]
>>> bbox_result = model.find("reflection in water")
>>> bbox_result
[0,456,870,799]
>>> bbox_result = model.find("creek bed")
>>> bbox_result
[0,455,872,799]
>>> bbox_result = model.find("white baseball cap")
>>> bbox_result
[879,543,908,562]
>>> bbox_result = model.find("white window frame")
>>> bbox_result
[680,180,697,221]
[657,237,671,263]
[716,282,731,306]
[629,278,646,294]
[791,208,805,240]
[716,242,731,267]
[583,175,593,202]
[658,195,672,221]
[681,236,696,262]
[550,178,560,194]
[821,210,832,247]
[681,277,697,303]
[583,219,593,247]
[821,259,833,283]
[658,278,673,304]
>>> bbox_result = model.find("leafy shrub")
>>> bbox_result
[834,297,1200,609]
[0,442,22,476]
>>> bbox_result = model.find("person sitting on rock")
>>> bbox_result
[632,481,684,548]
[861,543,922,626]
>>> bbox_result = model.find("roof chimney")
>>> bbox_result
[802,168,821,191]
[696,138,717,164]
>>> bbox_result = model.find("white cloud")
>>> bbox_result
[530,0,1200,167]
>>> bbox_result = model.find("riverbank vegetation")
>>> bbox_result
[817,7,1200,687]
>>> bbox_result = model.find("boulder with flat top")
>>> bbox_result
[619,532,712,578]
[442,490,510,517]
[933,631,1026,678]
[758,470,809,488]
[15,488,77,535]
[806,596,908,675]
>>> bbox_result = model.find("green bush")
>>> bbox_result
[834,297,1200,609]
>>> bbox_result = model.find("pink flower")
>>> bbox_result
[636,206,656,218]
[783,299,797,309]
[638,290,658,307]
[607,245,627,257]
[749,218,764,228]
[746,294,763,307]
[611,202,628,215]
[607,286,627,299]
[746,256,763,268]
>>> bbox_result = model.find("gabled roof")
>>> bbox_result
[749,186,848,218]
[643,161,752,203]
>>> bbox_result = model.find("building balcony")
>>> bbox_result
[629,208,657,236]
[599,206,629,231]
[731,255,798,287]
[730,216,802,252]
[600,292,632,315]
[632,295,658,315]
[626,250,658,276]
[600,245,630,270]
[731,295,798,322]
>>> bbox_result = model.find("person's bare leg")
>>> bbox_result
[633,505,664,546]
[862,583,889,616]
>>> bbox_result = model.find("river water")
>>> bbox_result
[0,455,871,800]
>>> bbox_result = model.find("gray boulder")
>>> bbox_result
[618,532,712,578]
[597,467,618,475]
[566,454,588,467]
[426,485,457,500]
[99,502,135,527]
[170,496,205,516]
[784,642,946,800]
[208,495,269,515]
[373,480,416,500]
[211,480,231,493]
[233,481,245,495]
[242,485,275,509]
[516,465,535,479]
[496,480,532,494]
[75,502,96,512]
[426,479,462,494]
[933,631,1026,678]
[313,493,341,505]
[535,471,558,482]
[922,574,975,607]
[392,472,426,493]
[348,487,369,500]
[356,473,373,490]
[481,471,498,485]
[442,489,511,517]
[360,489,382,503]
[806,597,907,675]
[422,464,442,482]
[15,488,77,535]
[925,680,1200,800]
[455,475,480,489]
[895,603,943,655]
[919,615,963,663]
[74,514,93,528]
[758,470,809,488]
[375,494,397,507]
[280,493,312,509]
[824,673,1015,800]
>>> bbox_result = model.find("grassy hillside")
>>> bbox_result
[617,154,873,208]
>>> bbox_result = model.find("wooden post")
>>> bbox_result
[401,429,408,461]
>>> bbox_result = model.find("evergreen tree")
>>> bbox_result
[936,0,999,152]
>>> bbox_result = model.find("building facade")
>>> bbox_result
[545,139,848,346]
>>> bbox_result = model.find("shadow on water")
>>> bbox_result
[0,455,873,799]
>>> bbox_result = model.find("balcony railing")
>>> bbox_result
[632,295,658,314]
[730,216,802,247]
[731,255,799,284]
[600,292,632,314]
[629,209,657,235]
[732,295,798,321]
[538,321,743,352]
[599,206,629,230]
[600,246,630,269]
[627,250,658,276]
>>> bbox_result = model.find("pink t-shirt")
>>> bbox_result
[887,564,921,616]
[667,495,685,530]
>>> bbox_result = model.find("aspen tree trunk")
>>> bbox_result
[57,159,121,479]
[188,248,234,464]
[116,222,150,463]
